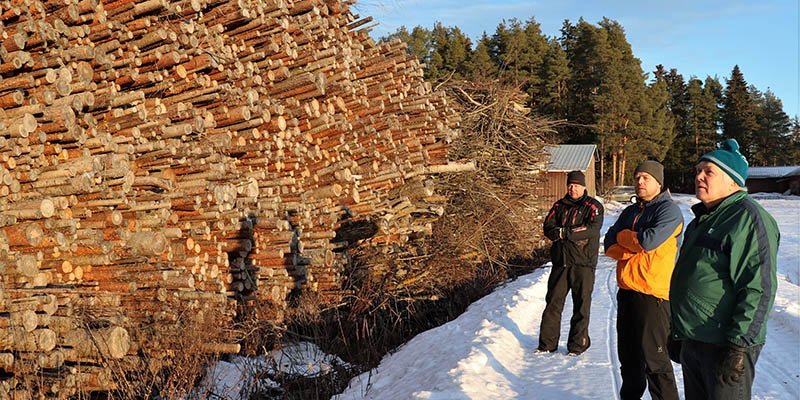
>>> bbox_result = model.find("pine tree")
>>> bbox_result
[560,18,604,144]
[594,18,649,186]
[721,65,759,159]
[559,18,670,187]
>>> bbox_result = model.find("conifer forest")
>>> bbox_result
[384,17,800,193]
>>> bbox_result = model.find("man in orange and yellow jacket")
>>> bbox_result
[604,160,683,400]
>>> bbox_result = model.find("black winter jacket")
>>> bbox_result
[543,192,604,268]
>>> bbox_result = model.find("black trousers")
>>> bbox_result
[538,264,595,353]
[680,339,762,400]
[617,289,679,400]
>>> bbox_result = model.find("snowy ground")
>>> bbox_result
[334,193,800,400]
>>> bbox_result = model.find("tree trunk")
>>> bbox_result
[600,138,605,192]
[612,150,618,187]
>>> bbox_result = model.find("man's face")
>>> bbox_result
[634,172,661,201]
[695,161,738,206]
[567,183,585,200]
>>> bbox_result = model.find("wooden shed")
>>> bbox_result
[538,144,598,205]
[746,166,800,195]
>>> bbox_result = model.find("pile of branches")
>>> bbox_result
[433,80,558,270]
[342,80,559,309]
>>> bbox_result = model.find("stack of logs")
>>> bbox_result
[0,0,462,396]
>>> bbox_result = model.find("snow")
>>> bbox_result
[747,166,800,179]
[335,194,800,400]
[196,194,799,399]
[191,342,348,399]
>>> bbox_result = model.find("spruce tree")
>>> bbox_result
[489,19,526,83]
[535,38,570,118]
[467,33,497,79]
[790,117,800,162]
[721,65,759,159]
[657,66,691,191]
[752,90,791,165]
[441,27,473,79]
[383,26,431,64]
[700,76,724,153]
[662,75,722,191]
[633,76,676,166]
[426,22,449,80]
[520,18,548,97]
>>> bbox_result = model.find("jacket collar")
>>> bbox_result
[636,189,672,208]
[691,190,748,217]
[561,191,587,206]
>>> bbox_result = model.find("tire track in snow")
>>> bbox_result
[602,260,622,398]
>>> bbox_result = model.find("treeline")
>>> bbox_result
[382,18,800,192]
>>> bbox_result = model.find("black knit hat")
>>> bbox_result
[567,170,586,186]
[634,160,664,186]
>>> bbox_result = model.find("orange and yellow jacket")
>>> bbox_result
[604,190,683,300]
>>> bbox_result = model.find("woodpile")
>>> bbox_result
[0,0,460,396]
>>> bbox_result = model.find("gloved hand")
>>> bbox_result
[716,343,747,385]
[666,336,681,364]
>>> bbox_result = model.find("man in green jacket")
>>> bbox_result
[670,139,780,400]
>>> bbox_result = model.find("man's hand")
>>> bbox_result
[605,244,634,261]
[716,343,747,385]
[616,229,643,252]
[667,336,681,364]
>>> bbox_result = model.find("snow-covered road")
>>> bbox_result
[336,194,800,400]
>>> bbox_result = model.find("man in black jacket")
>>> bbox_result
[537,170,604,355]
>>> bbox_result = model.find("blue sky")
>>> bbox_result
[354,0,799,118]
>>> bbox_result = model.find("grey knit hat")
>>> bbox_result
[634,160,664,186]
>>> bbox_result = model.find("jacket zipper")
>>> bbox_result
[631,202,645,230]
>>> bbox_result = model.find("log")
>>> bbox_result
[62,326,130,359]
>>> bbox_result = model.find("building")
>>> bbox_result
[746,166,800,195]
[538,144,597,205]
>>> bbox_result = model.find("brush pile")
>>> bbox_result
[342,81,557,320]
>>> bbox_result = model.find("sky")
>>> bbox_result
[200,194,800,399]
[352,0,800,118]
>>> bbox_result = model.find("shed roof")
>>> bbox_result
[546,144,596,172]
[747,166,800,179]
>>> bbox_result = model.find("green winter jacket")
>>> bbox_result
[670,191,780,347]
